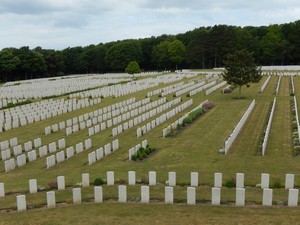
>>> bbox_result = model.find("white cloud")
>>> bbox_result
[0,0,299,49]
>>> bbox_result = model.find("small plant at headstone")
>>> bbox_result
[94,178,105,186]
[48,181,58,189]
[131,145,155,161]
[225,178,236,188]
[202,101,215,111]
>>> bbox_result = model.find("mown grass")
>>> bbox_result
[0,74,299,224]
[1,202,300,225]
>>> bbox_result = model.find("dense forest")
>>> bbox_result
[0,20,300,82]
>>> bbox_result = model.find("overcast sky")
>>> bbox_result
[0,0,299,50]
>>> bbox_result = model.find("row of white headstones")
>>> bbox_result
[1,72,222,173]
[261,97,276,156]
[1,72,188,131]
[1,96,170,171]
[223,99,256,154]
[259,75,271,93]
[45,97,138,135]
[0,97,101,132]
[68,73,196,99]
[137,98,193,138]
[0,172,298,212]
[162,99,208,138]
[0,73,138,100]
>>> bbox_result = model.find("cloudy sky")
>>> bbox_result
[0,0,299,50]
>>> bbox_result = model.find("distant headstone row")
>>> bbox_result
[223,100,256,154]
[261,97,276,156]
[88,139,120,165]
[163,100,208,137]
[0,97,100,132]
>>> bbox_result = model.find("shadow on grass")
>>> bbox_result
[232,96,249,100]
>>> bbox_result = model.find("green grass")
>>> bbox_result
[0,74,299,224]
[0,203,299,225]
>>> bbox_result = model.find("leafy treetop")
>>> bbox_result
[222,49,262,98]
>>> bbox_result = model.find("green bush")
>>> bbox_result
[131,145,155,161]
[131,155,137,161]
[145,148,150,155]
[94,178,105,186]
[293,145,300,154]
[225,178,235,188]
[183,117,193,124]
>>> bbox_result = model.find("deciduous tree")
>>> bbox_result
[222,49,262,98]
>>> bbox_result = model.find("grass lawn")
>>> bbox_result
[0,73,299,224]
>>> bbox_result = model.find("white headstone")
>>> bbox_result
[45,126,51,135]
[33,138,42,148]
[165,187,174,204]
[66,127,72,136]
[107,171,114,186]
[47,191,56,208]
[141,186,150,203]
[94,186,103,203]
[118,185,127,203]
[0,183,5,197]
[236,173,244,188]
[168,172,176,186]
[211,187,221,205]
[73,188,81,204]
[128,171,136,185]
[214,173,222,188]
[9,137,18,147]
[49,142,57,153]
[76,142,83,154]
[236,188,245,206]
[261,173,269,189]
[288,189,299,207]
[285,174,294,189]
[58,138,66,149]
[190,172,199,187]
[29,179,37,194]
[88,127,95,136]
[96,148,104,161]
[112,139,119,151]
[66,147,74,159]
[104,144,111,156]
[187,187,196,205]
[17,195,26,211]
[82,173,90,187]
[142,140,148,149]
[84,139,92,150]
[149,171,156,186]
[137,128,142,137]
[88,152,96,165]
[57,176,65,190]
[262,188,273,206]
[59,121,65,130]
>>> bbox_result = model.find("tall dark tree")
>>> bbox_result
[186,28,209,68]
[222,49,262,98]
[168,39,186,70]
[105,40,143,71]
[151,40,170,70]
[0,48,20,82]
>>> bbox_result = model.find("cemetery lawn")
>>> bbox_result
[0,203,300,225]
[0,73,299,224]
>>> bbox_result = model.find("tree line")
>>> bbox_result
[0,20,300,82]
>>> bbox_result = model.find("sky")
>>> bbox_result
[0,0,300,50]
